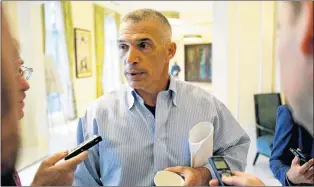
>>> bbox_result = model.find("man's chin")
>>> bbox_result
[127,81,145,90]
[18,110,24,120]
[289,93,314,135]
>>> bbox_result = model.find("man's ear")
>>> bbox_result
[167,42,177,60]
[300,1,313,55]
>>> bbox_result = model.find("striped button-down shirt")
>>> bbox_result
[73,77,250,186]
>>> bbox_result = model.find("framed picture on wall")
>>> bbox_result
[74,28,92,78]
[184,43,212,83]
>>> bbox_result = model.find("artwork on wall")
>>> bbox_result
[74,28,92,78]
[184,43,212,83]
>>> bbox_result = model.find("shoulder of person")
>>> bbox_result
[278,104,292,114]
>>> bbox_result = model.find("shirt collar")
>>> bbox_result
[126,76,178,110]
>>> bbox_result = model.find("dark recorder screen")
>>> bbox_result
[214,160,228,169]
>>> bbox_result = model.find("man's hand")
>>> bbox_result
[209,171,265,186]
[165,166,211,186]
[286,156,314,184]
[31,151,88,186]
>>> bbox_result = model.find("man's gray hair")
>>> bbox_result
[122,9,172,42]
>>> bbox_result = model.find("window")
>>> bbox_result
[44,2,75,119]
[102,15,122,92]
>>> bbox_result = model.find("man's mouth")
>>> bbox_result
[20,101,24,108]
[128,72,145,76]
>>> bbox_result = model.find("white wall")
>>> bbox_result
[211,1,229,105]
[169,12,212,92]
[211,1,277,126]
[71,2,97,117]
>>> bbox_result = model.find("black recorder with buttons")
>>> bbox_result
[65,135,102,160]
[289,148,310,165]
[208,156,233,186]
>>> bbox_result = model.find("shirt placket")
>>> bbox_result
[153,92,170,173]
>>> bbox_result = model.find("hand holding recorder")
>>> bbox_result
[31,135,102,186]
[286,148,314,185]
[31,151,88,186]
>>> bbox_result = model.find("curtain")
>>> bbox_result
[43,1,76,119]
[94,4,105,98]
[60,1,77,119]
[102,15,121,92]
[94,4,122,98]
[41,4,46,53]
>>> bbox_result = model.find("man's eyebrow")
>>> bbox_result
[117,39,126,43]
[136,38,152,43]
[117,38,153,43]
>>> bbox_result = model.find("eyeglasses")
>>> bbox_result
[13,57,33,80]
[19,65,33,80]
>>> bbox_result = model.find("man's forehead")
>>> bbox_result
[119,20,164,41]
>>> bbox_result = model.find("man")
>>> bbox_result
[74,9,250,186]
[170,62,181,77]
[209,1,313,186]
[1,8,88,186]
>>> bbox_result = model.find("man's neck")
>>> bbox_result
[136,76,170,106]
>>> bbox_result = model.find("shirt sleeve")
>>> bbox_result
[270,105,297,186]
[205,97,251,179]
[73,117,103,186]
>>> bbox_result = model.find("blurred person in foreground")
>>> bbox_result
[1,5,20,184]
[1,8,88,186]
[209,1,313,186]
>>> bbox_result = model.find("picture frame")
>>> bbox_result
[184,43,212,83]
[74,28,92,78]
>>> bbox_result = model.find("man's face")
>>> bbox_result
[278,2,313,127]
[118,18,176,91]
[14,56,30,120]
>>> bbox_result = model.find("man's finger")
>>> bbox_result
[231,171,250,177]
[222,175,245,186]
[304,166,314,178]
[42,151,68,167]
[305,173,314,181]
[209,179,219,186]
[58,151,88,170]
[304,177,314,185]
[165,167,193,186]
[165,166,186,174]
[300,159,314,174]
[291,156,300,166]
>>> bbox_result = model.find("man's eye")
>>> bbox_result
[19,68,23,75]
[119,44,128,51]
[139,42,150,49]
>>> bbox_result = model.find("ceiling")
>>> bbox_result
[94,1,213,40]
[109,1,213,13]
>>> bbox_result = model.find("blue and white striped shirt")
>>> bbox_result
[73,77,250,186]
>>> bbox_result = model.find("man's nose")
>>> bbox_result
[19,77,30,91]
[126,48,139,65]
